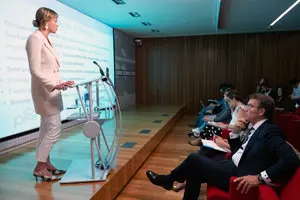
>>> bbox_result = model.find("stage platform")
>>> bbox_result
[0,105,185,200]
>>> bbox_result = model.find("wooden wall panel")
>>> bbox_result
[136,31,300,112]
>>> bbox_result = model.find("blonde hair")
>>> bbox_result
[32,7,57,28]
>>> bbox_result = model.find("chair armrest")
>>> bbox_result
[291,114,300,120]
[229,177,258,200]
[258,185,279,200]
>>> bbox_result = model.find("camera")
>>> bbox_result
[134,39,142,46]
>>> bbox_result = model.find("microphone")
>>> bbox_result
[106,67,109,78]
[93,61,107,81]
[93,61,105,76]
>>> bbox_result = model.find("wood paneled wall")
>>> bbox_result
[136,31,300,112]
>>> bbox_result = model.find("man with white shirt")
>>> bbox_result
[146,94,299,200]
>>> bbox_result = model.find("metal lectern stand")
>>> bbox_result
[60,76,122,184]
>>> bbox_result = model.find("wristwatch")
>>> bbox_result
[258,174,265,184]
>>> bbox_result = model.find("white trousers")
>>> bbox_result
[36,113,61,162]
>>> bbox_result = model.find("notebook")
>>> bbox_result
[201,139,231,153]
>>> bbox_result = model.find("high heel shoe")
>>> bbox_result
[187,130,200,138]
[188,138,202,146]
[48,169,66,176]
[33,171,61,182]
[172,182,186,192]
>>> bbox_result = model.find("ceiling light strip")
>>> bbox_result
[269,0,300,27]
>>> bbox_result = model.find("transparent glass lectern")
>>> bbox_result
[60,76,122,184]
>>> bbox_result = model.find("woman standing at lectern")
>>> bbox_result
[25,7,74,181]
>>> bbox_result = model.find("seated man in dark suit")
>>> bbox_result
[146,94,300,200]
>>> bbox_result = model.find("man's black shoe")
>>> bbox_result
[146,170,173,190]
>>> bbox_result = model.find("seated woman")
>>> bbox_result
[291,80,300,105]
[275,85,295,112]
[189,89,246,146]
[211,89,246,133]
[256,78,276,98]
[188,87,233,138]
[256,78,266,93]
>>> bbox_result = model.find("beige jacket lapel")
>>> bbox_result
[36,30,60,67]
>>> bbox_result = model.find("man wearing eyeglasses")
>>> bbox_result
[146,94,300,200]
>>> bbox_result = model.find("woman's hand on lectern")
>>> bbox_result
[63,80,75,87]
[53,81,75,91]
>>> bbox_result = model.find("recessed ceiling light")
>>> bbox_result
[151,29,160,33]
[112,0,127,5]
[142,22,152,26]
[129,12,141,17]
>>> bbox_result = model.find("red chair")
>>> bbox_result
[285,119,300,151]
[257,185,278,200]
[274,111,294,133]
[290,113,300,120]
[207,150,256,200]
[208,117,300,199]
[258,168,300,200]
[274,112,300,150]
[221,129,230,139]
[208,168,300,200]
[296,107,300,114]
[207,177,258,200]
[277,113,300,151]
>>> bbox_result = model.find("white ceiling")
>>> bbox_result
[58,0,300,37]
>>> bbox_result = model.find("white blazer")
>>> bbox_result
[25,30,63,116]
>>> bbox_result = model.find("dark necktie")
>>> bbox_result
[242,127,255,144]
